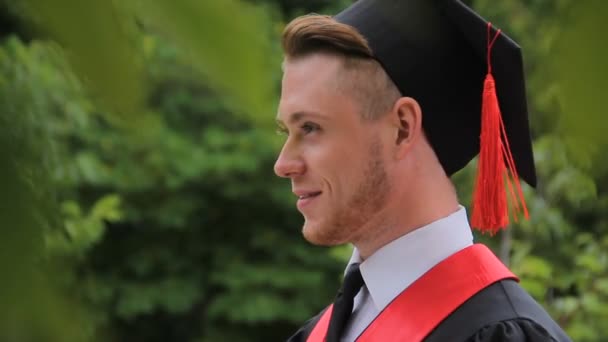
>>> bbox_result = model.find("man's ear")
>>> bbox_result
[391,97,422,158]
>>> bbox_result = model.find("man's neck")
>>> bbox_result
[353,205,460,260]
[352,174,459,260]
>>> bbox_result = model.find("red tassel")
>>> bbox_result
[471,23,529,234]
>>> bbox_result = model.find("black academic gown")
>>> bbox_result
[287,279,571,342]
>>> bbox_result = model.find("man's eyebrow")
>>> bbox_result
[275,111,326,126]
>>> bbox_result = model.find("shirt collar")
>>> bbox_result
[346,206,474,311]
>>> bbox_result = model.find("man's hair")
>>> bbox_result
[282,14,401,120]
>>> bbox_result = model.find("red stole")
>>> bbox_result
[307,244,517,342]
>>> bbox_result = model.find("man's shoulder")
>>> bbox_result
[425,279,571,342]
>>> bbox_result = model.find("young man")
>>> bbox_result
[274,0,572,341]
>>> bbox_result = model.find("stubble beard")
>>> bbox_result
[303,140,390,246]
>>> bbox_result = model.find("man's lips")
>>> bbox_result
[297,191,322,199]
[294,191,322,210]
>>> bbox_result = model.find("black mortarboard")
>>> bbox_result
[335,0,536,231]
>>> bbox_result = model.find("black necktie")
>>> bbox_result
[326,263,364,342]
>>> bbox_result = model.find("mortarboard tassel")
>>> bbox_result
[472,23,529,234]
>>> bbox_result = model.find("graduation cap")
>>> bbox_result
[334,0,535,233]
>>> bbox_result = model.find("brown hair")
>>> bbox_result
[281,14,401,120]
[282,14,373,59]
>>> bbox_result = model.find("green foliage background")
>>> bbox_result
[0,0,606,341]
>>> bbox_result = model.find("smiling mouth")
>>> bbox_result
[296,191,322,210]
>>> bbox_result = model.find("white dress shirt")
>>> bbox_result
[341,206,474,341]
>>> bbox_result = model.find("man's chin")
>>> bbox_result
[301,221,345,246]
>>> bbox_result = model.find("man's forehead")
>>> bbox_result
[278,55,344,122]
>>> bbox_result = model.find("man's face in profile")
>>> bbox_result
[274,53,391,246]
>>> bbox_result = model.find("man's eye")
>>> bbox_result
[301,122,320,134]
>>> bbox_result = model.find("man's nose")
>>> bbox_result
[274,144,306,178]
